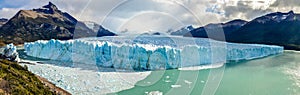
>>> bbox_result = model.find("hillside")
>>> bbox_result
[0,2,115,45]
[0,59,70,94]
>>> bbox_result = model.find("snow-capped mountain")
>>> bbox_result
[227,11,300,50]
[182,10,300,50]
[82,21,101,32]
[0,2,115,44]
[170,25,194,36]
[252,11,297,23]
[184,19,247,41]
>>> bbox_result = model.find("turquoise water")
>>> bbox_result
[116,51,300,95]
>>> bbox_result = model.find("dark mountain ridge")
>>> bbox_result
[0,2,116,45]
[184,19,248,41]
[184,10,300,50]
[227,11,300,50]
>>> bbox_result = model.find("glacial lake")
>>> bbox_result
[18,50,300,95]
[117,51,300,95]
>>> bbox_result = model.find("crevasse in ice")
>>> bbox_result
[24,36,284,70]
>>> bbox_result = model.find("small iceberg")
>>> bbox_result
[0,43,20,62]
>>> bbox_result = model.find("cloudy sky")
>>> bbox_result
[0,0,299,33]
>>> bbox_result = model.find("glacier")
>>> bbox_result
[24,36,284,70]
[1,43,20,62]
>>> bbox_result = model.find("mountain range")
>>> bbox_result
[1,2,300,50]
[178,11,300,50]
[0,2,115,45]
[170,25,194,35]
[228,11,300,50]
[183,19,248,40]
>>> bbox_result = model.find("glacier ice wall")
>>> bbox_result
[24,36,283,70]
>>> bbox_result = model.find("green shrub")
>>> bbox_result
[0,59,55,95]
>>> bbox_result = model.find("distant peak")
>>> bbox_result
[42,2,58,11]
[0,18,8,20]
[266,11,296,16]
[31,2,60,14]
[48,2,54,5]
[225,19,248,24]
[0,18,8,22]
[288,10,294,15]
[185,25,194,31]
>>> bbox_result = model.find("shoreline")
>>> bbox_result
[18,60,71,94]
[35,75,71,95]
[21,60,152,94]
[0,59,71,94]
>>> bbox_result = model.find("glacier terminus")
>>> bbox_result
[24,36,284,70]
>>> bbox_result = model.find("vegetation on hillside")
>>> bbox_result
[0,60,55,95]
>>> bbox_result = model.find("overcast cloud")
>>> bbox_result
[0,0,299,33]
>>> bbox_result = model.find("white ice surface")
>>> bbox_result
[1,43,20,62]
[147,91,163,95]
[22,61,150,95]
[24,36,284,70]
